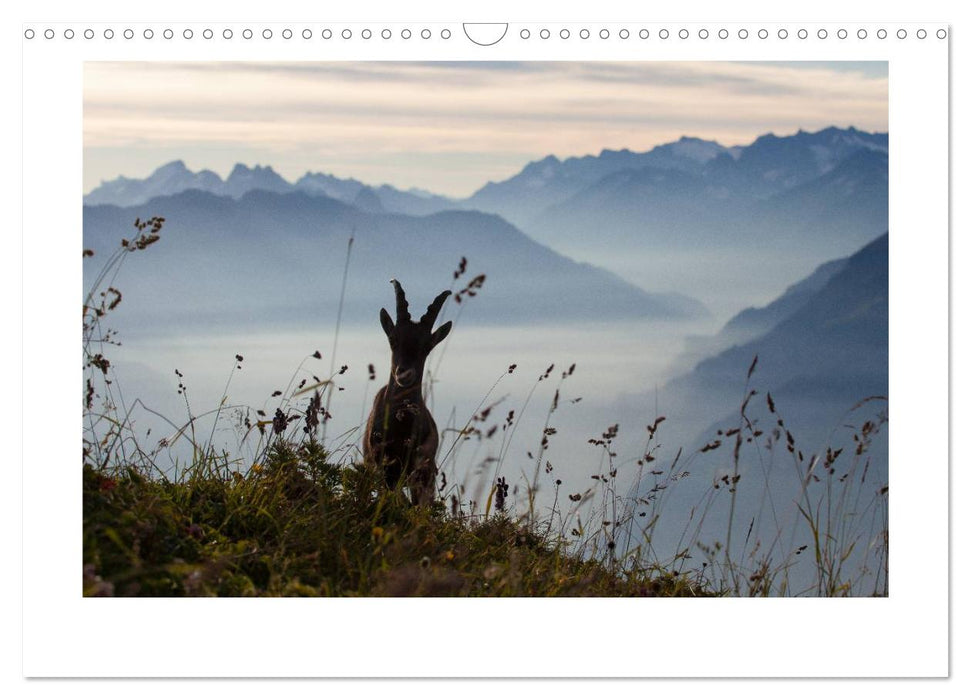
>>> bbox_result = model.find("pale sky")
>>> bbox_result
[83,61,888,198]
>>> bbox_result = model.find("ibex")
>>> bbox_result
[364,280,451,505]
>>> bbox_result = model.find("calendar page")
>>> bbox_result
[19,1,950,682]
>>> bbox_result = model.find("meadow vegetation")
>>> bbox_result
[83,218,888,597]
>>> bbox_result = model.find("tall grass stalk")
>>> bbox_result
[321,233,354,447]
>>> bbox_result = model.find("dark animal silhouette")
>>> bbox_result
[364,280,451,505]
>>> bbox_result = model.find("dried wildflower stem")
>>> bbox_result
[493,366,548,496]
[525,369,564,525]
[83,229,166,475]
[204,358,240,461]
[321,233,354,447]
[439,368,510,469]
[723,360,759,593]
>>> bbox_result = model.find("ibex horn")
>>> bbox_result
[421,290,451,328]
[390,279,411,322]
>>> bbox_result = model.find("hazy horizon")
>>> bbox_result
[85,123,887,202]
[84,61,888,198]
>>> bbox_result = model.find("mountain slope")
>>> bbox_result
[82,190,709,332]
[671,254,851,374]
[752,149,890,248]
[663,231,888,434]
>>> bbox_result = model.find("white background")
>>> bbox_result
[7,0,965,696]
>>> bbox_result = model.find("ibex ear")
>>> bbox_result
[380,308,395,338]
[430,321,452,348]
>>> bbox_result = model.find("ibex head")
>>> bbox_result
[379,279,452,390]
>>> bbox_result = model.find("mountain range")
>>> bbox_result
[85,127,887,239]
[83,189,708,332]
[83,126,888,401]
[85,127,888,323]
[507,128,887,272]
[85,160,453,217]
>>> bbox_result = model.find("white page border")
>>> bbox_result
[20,16,948,679]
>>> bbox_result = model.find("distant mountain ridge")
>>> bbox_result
[477,127,887,321]
[515,127,887,247]
[85,127,886,226]
[461,136,738,228]
[82,188,709,331]
[85,161,455,216]
[669,254,851,375]
[461,126,885,227]
[84,160,224,207]
[665,231,888,427]
[85,126,888,324]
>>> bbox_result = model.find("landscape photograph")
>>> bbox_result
[82,60,889,597]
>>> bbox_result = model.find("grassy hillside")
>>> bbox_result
[83,446,707,598]
[83,217,888,597]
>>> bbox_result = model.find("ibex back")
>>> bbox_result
[363,280,451,505]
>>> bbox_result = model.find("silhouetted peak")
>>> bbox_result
[523,154,561,170]
[152,160,190,176]
[228,163,280,178]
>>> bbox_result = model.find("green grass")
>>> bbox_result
[83,441,710,597]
